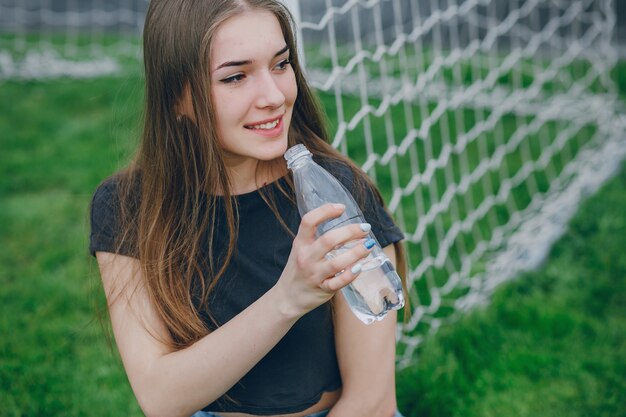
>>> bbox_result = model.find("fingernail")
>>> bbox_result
[351,263,362,274]
[364,238,377,250]
[360,223,371,232]
[333,204,345,210]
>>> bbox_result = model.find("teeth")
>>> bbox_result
[249,119,279,130]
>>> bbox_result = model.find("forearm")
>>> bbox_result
[134,285,299,417]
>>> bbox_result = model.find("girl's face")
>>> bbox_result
[209,10,297,170]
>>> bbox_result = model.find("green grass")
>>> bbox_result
[396,162,626,416]
[1,60,625,416]
[0,77,143,416]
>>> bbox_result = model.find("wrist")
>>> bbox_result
[266,284,303,322]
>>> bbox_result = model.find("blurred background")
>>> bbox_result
[1,0,625,416]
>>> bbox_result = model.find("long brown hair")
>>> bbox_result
[113,0,409,349]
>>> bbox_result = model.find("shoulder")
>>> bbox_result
[315,155,351,176]
[91,176,121,221]
[91,173,139,215]
[314,155,383,204]
[91,171,141,209]
[92,176,120,207]
[314,155,358,189]
[89,172,140,257]
[314,154,404,246]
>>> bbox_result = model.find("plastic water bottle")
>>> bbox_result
[284,144,404,324]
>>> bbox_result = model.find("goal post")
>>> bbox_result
[0,0,146,79]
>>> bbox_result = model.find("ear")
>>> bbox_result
[175,83,195,121]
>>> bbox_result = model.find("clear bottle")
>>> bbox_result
[284,144,404,324]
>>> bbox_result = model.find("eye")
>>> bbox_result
[221,73,245,84]
[274,59,291,71]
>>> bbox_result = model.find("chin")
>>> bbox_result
[257,137,289,161]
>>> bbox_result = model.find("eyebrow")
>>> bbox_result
[213,45,290,71]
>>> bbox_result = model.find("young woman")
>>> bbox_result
[90,1,407,416]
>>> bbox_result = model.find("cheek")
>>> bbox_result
[213,91,247,125]
[281,72,298,106]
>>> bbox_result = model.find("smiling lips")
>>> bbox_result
[244,116,284,137]
[244,116,282,130]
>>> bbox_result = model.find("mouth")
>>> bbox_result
[244,116,282,131]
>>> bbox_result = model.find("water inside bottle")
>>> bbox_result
[325,240,383,270]
[327,242,404,324]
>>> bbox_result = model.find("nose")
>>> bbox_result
[255,71,285,109]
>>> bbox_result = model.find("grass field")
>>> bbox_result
[396,164,626,416]
[1,61,625,416]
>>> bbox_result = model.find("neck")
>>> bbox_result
[222,157,287,195]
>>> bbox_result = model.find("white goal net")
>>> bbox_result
[288,0,625,367]
[3,0,624,367]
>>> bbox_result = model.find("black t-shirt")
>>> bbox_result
[89,159,404,415]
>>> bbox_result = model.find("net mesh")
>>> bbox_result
[3,0,624,367]
[292,0,625,367]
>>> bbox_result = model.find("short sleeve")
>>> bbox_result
[358,181,405,248]
[89,178,136,257]
[318,157,405,248]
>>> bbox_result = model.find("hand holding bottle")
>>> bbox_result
[273,203,374,318]
[285,144,405,324]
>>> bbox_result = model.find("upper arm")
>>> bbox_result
[332,244,399,415]
[96,251,173,407]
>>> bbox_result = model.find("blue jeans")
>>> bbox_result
[192,410,405,417]
[305,411,405,417]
